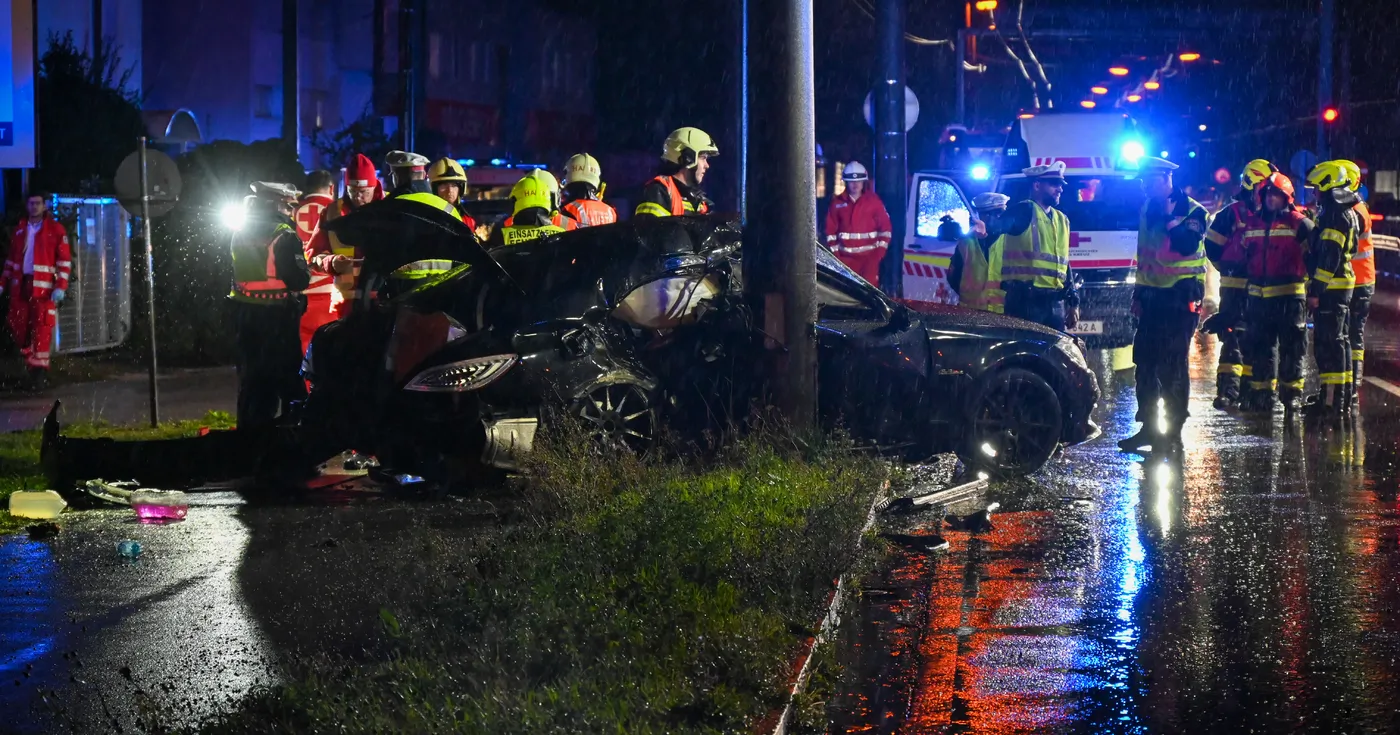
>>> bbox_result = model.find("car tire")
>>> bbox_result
[962,367,1063,476]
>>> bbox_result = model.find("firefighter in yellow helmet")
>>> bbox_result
[634,127,717,218]
[561,153,618,227]
[1202,158,1276,410]
[1336,160,1373,398]
[1304,160,1361,415]
[427,158,479,231]
[489,170,579,248]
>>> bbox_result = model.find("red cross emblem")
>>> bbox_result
[295,203,326,242]
[1069,231,1092,248]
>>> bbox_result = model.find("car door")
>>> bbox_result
[815,267,933,450]
[902,173,975,304]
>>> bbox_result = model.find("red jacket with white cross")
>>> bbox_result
[3,215,72,299]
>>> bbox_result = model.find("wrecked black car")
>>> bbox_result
[43,206,1098,490]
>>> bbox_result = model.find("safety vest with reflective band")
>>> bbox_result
[1136,196,1208,289]
[1204,200,1251,288]
[1000,202,1070,290]
[388,259,459,284]
[1243,208,1308,295]
[397,192,465,221]
[230,223,296,304]
[501,224,566,246]
[562,198,618,227]
[957,236,1005,313]
[1352,200,1375,287]
[635,175,710,217]
[501,212,579,230]
[1312,208,1358,294]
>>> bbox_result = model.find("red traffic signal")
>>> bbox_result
[1322,107,1340,123]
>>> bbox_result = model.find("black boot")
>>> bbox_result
[1213,395,1234,410]
[1118,426,1156,452]
[27,368,49,393]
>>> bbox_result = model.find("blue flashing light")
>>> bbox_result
[458,158,476,167]
[489,158,506,166]
[1119,140,1146,165]
[1188,151,1198,158]
[1159,150,1170,158]
[970,163,992,181]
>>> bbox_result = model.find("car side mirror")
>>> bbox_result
[887,303,910,331]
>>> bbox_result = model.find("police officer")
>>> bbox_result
[1305,161,1360,415]
[947,192,1009,313]
[385,150,433,196]
[490,170,574,248]
[1119,158,1208,452]
[985,161,1079,330]
[1202,159,1275,410]
[561,153,618,227]
[228,182,312,429]
[634,127,717,218]
[1241,173,1313,414]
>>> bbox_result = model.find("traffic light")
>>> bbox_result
[1323,106,1340,123]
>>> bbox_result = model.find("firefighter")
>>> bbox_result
[560,153,618,227]
[1118,158,1208,452]
[228,182,312,429]
[1202,159,1276,409]
[1240,173,1313,414]
[294,170,338,358]
[0,192,71,391]
[385,150,433,196]
[634,127,716,218]
[490,170,576,248]
[985,161,1079,330]
[1305,161,1360,415]
[1338,160,1373,400]
[947,192,1009,313]
[307,154,384,319]
[824,162,893,287]
[428,157,479,233]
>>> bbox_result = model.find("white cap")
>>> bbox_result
[249,181,301,201]
[1022,160,1067,182]
[972,192,1011,211]
[385,150,431,169]
[842,161,869,181]
[1136,156,1179,173]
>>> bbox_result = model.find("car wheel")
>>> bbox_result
[964,367,1062,476]
[572,381,659,454]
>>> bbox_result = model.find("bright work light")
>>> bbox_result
[220,203,247,231]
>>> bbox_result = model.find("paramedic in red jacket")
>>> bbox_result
[1,193,71,390]
[294,170,338,357]
[824,162,892,286]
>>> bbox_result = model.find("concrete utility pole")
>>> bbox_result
[745,0,818,429]
[1317,0,1333,161]
[874,0,907,296]
[282,0,299,162]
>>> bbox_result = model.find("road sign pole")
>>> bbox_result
[138,136,161,427]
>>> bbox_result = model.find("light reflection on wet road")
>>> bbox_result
[833,302,1400,734]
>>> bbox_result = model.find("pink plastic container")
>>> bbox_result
[130,490,189,521]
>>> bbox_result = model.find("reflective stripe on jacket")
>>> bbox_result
[635,175,710,217]
[3,216,71,298]
[1242,208,1309,292]
[501,225,566,245]
[1000,202,1070,290]
[957,235,1005,313]
[563,198,618,227]
[230,223,295,303]
[295,193,336,296]
[824,190,893,255]
[1136,196,1208,289]
[1352,200,1376,287]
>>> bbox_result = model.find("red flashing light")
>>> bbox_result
[1178,52,1202,62]
[1322,107,1340,123]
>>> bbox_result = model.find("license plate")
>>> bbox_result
[1069,320,1104,335]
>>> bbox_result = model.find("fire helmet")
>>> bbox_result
[563,153,603,188]
[661,127,719,168]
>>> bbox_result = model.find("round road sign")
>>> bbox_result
[116,147,182,218]
[863,86,920,132]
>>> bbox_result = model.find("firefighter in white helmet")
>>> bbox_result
[561,153,617,227]
[823,161,893,286]
[634,127,717,218]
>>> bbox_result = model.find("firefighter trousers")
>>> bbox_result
[1215,286,1248,401]
[5,278,56,370]
[1132,292,1199,428]
[1004,286,1067,331]
[1350,285,1373,388]
[234,300,307,430]
[1245,294,1306,400]
[1313,290,1352,406]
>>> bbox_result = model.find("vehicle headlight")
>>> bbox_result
[1055,336,1089,372]
[404,353,518,393]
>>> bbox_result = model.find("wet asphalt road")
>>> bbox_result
[7,298,1400,733]
[833,290,1400,734]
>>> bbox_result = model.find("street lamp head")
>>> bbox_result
[1144,81,1160,90]
[1178,52,1201,62]
[1109,66,1130,76]
[1091,86,1108,95]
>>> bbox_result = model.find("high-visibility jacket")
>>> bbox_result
[1352,200,1375,287]
[956,235,1005,313]
[562,198,618,227]
[1243,207,1310,297]
[1205,199,1252,290]
[1000,201,1070,290]
[388,259,459,286]
[635,175,710,217]
[295,193,336,297]
[3,215,71,299]
[501,223,566,245]
[398,192,465,220]
[502,212,580,230]
[1311,203,1359,297]
[230,222,297,304]
[1136,195,1208,289]
[307,200,366,303]
[824,190,892,256]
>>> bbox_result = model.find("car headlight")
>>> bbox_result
[1055,336,1089,372]
[404,353,518,393]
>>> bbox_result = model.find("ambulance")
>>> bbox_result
[902,112,1149,348]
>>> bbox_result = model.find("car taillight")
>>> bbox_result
[404,354,518,393]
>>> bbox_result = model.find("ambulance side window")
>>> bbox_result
[913,178,971,238]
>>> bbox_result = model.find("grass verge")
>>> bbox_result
[0,410,236,533]
[201,425,891,734]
